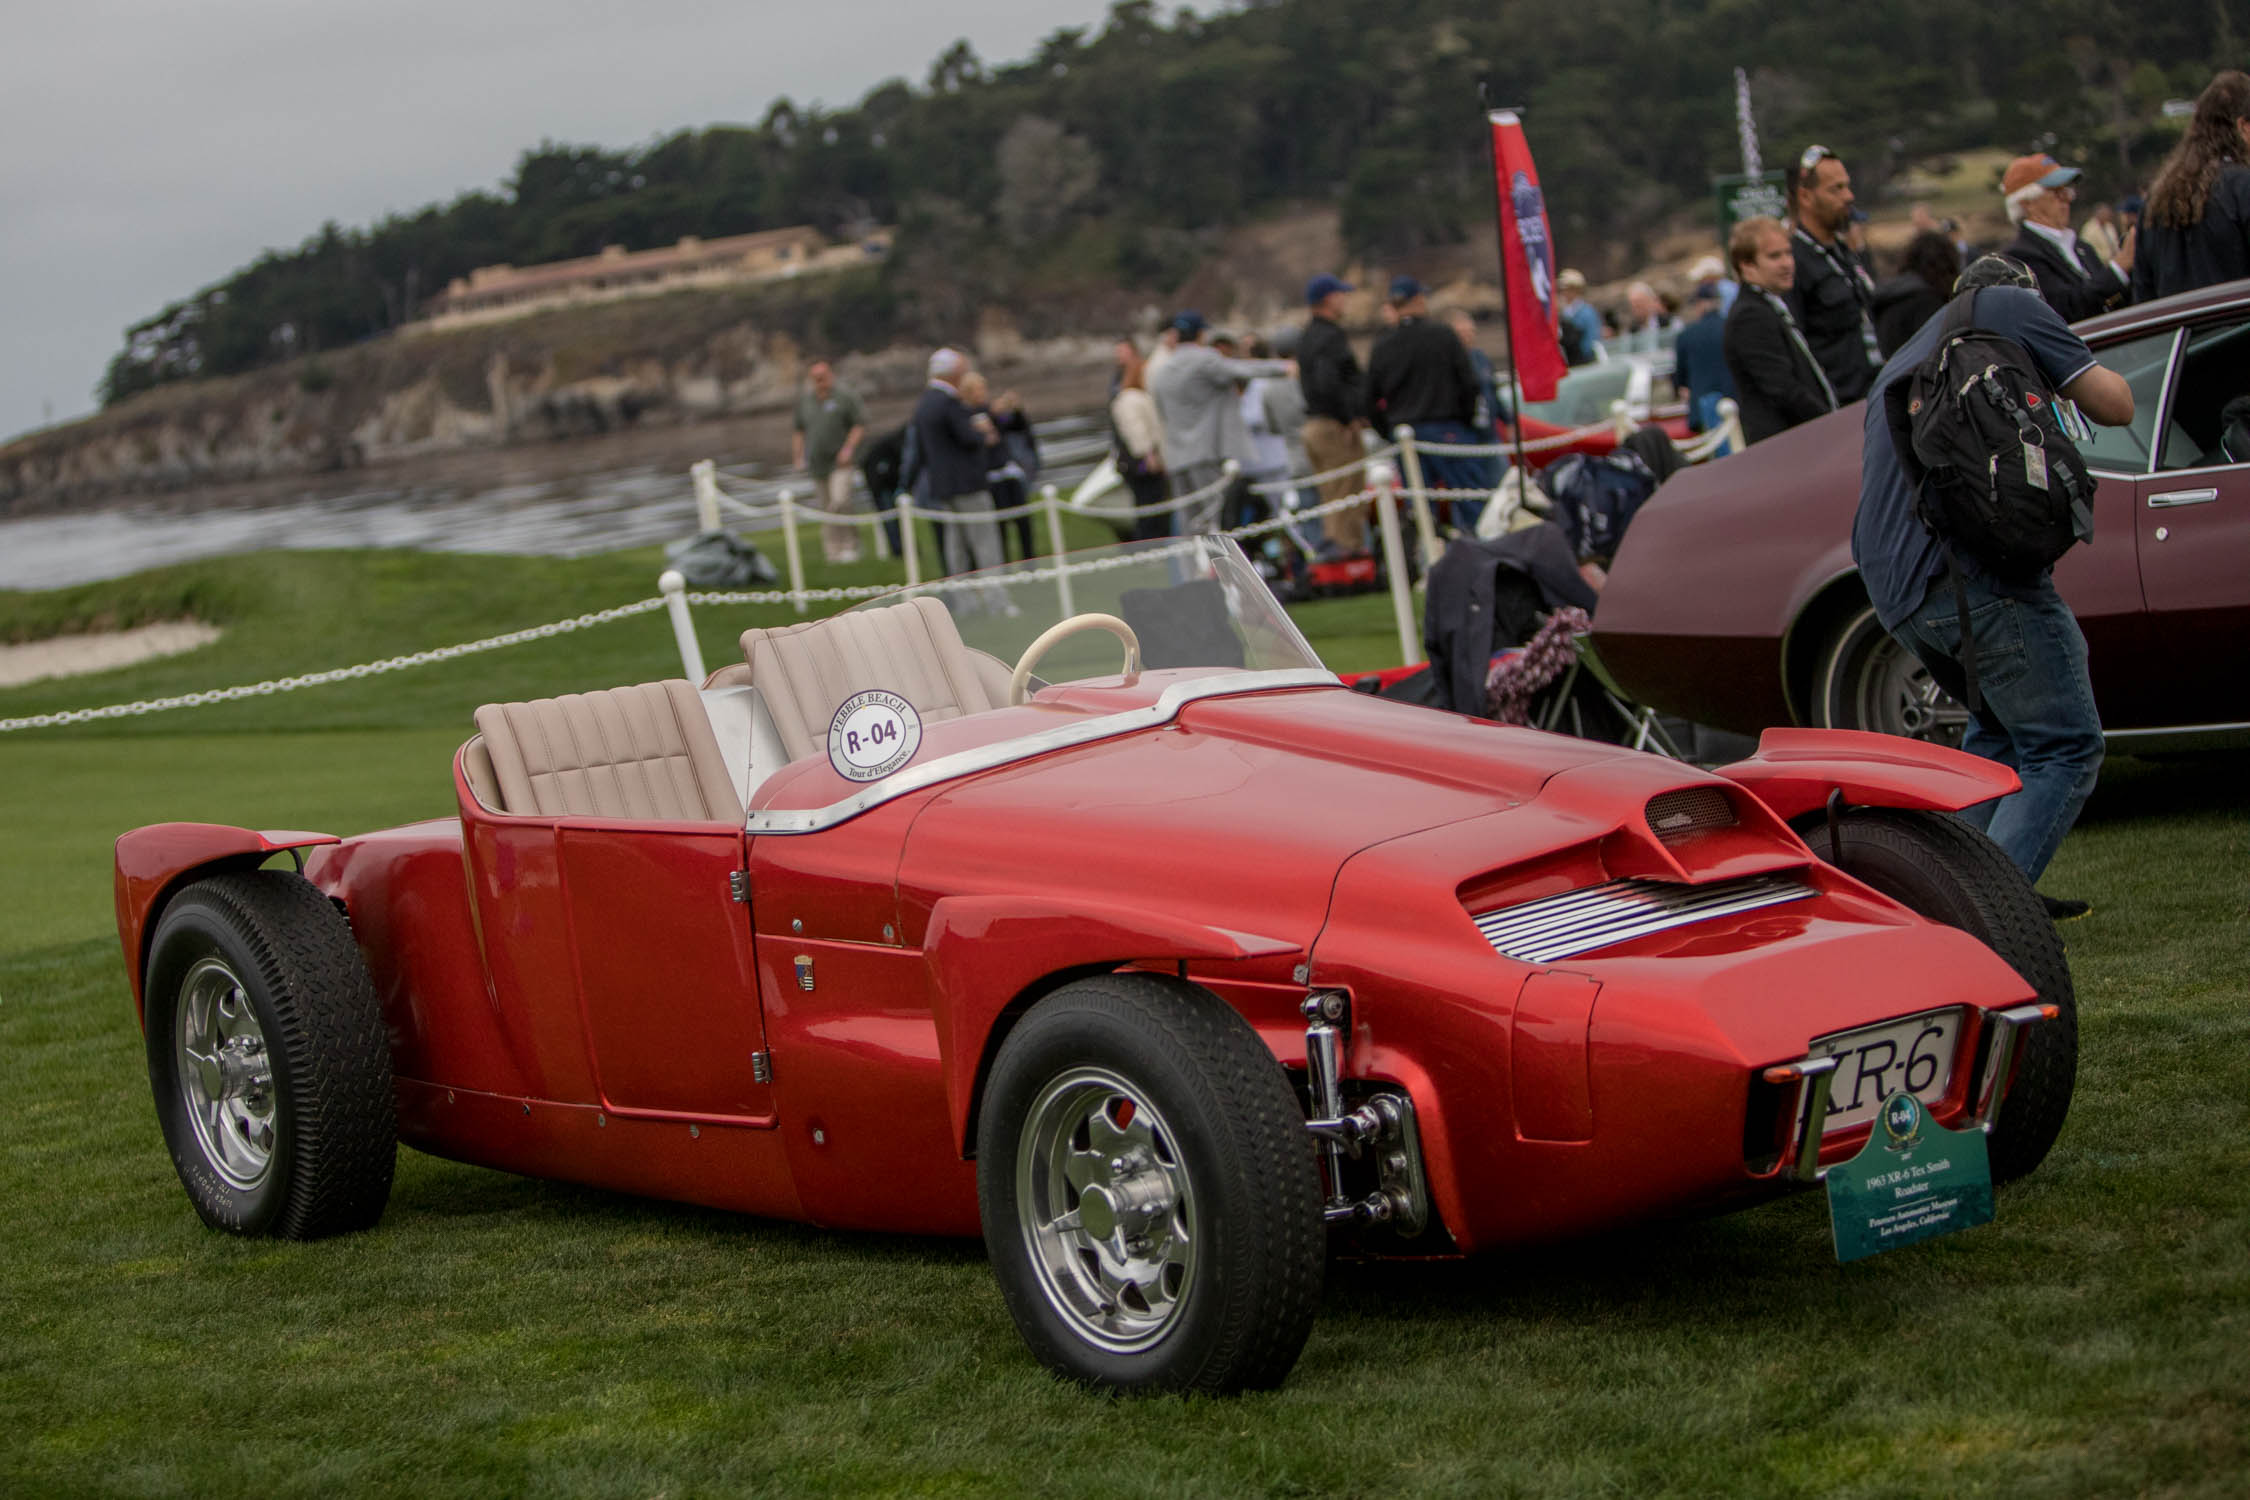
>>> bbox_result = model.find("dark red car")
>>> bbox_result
[1592,280,2250,750]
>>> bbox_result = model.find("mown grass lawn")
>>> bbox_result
[1,541,2244,1497]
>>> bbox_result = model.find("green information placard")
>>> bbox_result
[1826,1093,1994,1264]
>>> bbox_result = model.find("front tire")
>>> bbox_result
[144,872,396,1238]
[976,973,1324,1393]
[1816,603,1968,746]
[1800,809,2075,1182]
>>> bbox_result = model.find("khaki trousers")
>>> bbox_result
[817,467,860,563]
[1301,416,1370,553]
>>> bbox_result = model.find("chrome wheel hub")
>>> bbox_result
[1016,1068,1194,1353]
[1855,637,1968,747]
[176,957,276,1190]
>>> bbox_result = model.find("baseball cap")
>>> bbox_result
[1388,274,1424,302]
[1558,268,1587,291]
[2001,154,2082,197]
[2121,193,2145,216]
[1305,273,1353,305]
[1688,255,1725,283]
[1171,310,1207,338]
[1954,253,2039,294]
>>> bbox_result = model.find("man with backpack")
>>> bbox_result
[1853,255,2134,919]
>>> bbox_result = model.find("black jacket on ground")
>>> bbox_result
[1872,275,1947,360]
[1367,317,1480,429]
[1786,228,1881,403]
[1422,524,1597,715]
[910,383,990,502]
[858,424,908,502]
[2132,164,2250,304]
[1724,290,1836,445]
[2004,226,2129,323]
[1297,316,1365,424]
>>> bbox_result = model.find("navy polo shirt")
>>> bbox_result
[1853,287,2098,630]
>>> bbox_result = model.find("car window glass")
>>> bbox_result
[2074,330,2174,474]
[2160,318,2250,471]
[1524,365,1633,428]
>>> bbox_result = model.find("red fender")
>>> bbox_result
[1714,728,2021,825]
[919,894,1299,1154]
[113,823,342,1020]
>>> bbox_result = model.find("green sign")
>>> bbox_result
[1714,170,1788,241]
[1826,1093,1994,1264]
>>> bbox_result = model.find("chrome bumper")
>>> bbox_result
[1764,1001,2059,1183]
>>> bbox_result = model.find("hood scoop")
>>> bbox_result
[1475,872,1814,964]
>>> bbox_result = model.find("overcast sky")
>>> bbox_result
[0,0,1120,444]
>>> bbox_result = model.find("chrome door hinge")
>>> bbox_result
[751,1050,773,1084]
[728,870,751,902]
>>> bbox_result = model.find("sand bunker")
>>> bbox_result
[0,621,222,689]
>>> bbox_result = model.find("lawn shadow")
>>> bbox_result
[2080,751,2250,826]
[384,1149,986,1268]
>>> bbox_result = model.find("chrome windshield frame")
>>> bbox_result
[741,668,1341,836]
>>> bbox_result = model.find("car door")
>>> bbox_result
[560,824,776,1123]
[2061,326,2177,728]
[2133,315,2250,724]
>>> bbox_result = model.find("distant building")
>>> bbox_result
[415,226,892,331]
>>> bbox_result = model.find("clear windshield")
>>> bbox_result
[841,534,1324,686]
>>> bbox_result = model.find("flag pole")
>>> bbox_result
[1480,83,1533,486]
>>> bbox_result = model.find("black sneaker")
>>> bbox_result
[2040,894,2092,923]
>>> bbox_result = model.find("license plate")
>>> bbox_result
[1810,1010,1964,1135]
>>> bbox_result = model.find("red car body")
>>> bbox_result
[119,683,2034,1250]
[1592,280,2250,747]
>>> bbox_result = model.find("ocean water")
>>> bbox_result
[0,417,1108,592]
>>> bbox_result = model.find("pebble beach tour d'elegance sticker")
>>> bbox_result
[827,690,922,782]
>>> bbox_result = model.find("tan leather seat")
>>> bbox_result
[471,679,745,822]
[738,595,1012,762]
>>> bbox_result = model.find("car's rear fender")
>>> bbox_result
[113,823,344,1022]
[921,894,1303,1157]
[1714,728,2021,824]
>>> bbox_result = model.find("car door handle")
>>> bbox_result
[2147,488,2219,508]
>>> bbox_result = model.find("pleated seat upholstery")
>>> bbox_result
[471,679,745,822]
[738,596,1012,763]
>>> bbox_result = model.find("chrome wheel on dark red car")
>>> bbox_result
[976,973,1323,1393]
[1817,604,1970,746]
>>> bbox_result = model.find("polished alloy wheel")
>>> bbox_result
[1016,1067,1195,1353]
[175,956,277,1189]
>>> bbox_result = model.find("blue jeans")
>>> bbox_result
[1410,421,1494,532]
[1890,572,2103,883]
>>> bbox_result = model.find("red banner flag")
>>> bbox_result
[1488,110,1569,404]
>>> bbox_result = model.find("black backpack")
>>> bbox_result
[1882,288,2095,707]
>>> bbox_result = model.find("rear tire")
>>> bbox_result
[1800,808,2075,1182]
[976,973,1323,1393]
[144,872,396,1238]
[1816,604,1968,746]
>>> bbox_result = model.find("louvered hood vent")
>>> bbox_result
[1475,872,1814,963]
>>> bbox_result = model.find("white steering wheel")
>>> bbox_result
[1008,613,1143,706]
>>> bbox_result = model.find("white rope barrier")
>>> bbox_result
[0,597,672,734]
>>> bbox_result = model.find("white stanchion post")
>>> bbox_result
[899,493,921,587]
[1042,484,1076,619]
[777,486,808,615]
[863,474,892,561]
[1610,398,1633,442]
[1368,461,1423,667]
[691,460,722,533]
[1390,424,1441,572]
[658,569,707,683]
[1716,398,1743,458]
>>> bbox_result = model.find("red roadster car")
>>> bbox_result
[116,537,2076,1392]
[1592,278,2250,749]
